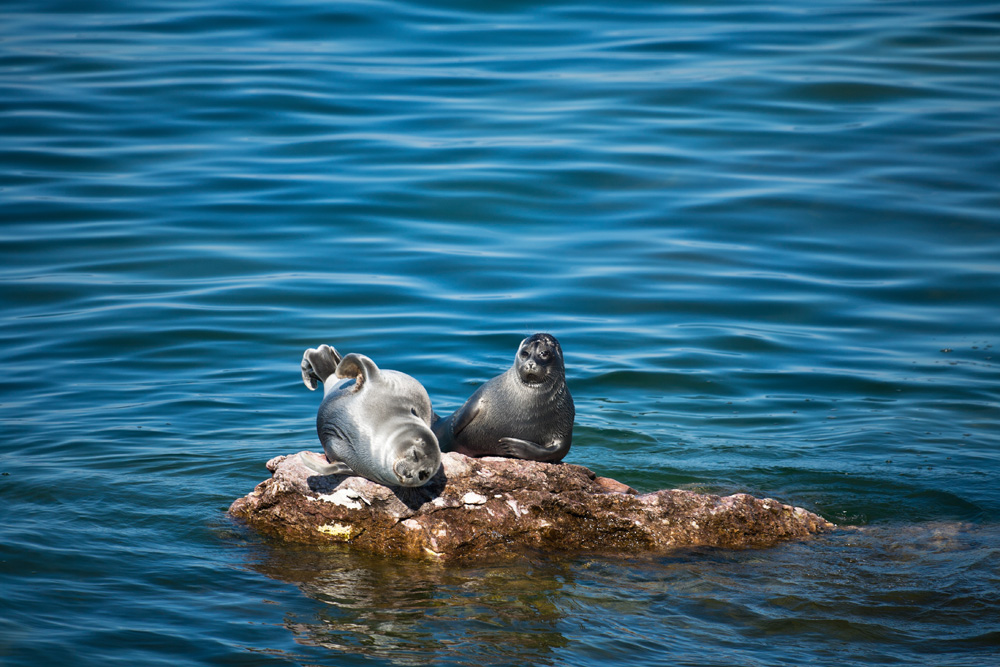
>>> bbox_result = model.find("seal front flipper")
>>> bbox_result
[450,395,484,439]
[301,344,343,390]
[299,451,354,476]
[498,436,569,462]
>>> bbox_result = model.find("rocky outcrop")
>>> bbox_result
[229,451,833,562]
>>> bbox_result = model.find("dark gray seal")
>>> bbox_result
[300,344,441,487]
[432,333,574,462]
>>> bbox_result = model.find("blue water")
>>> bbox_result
[2,0,999,664]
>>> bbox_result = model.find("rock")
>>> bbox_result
[229,451,834,562]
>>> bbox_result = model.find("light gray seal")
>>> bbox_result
[299,344,441,487]
[432,333,574,462]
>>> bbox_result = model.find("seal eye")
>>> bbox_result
[519,349,529,359]
[539,350,551,361]
[410,407,419,417]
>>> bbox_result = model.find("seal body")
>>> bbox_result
[300,345,441,487]
[433,333,574,462]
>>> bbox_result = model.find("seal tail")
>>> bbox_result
[301,344,343,390]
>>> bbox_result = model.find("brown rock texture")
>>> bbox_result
[229,451,834,562]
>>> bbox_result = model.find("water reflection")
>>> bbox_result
[249,544,570,665]
[237,521,1000,666]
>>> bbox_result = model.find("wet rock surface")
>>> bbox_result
[229,451,834,562]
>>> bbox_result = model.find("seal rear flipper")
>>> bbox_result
[335,353,381,391]
[301,344,343,390]
[299,450,354,476]
[498,436,568,462]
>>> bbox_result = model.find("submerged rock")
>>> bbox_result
[229,451,833,562]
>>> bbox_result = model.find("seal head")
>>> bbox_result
[515,333,564,385]
[433,333,574,462]
[300,346,441,487]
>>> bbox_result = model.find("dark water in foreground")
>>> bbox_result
[2,0,999,664]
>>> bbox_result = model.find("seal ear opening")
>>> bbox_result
[336,353,380,392]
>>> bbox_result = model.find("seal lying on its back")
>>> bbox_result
[300,345,441,487]
[433,333,574,462]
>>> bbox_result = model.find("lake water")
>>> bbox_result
[2,0,998,664]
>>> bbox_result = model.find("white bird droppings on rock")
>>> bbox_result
[462,492,488,505]
[314,488,365,510]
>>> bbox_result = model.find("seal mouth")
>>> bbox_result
[521,370,546,385]
[518,358,549,385]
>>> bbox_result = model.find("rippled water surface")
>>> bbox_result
[2,0,999,665]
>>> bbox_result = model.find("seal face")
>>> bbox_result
[300,345,441,487]
[432,333,574,462]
